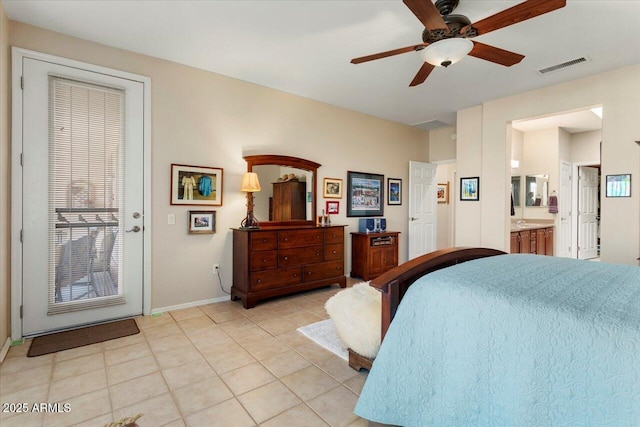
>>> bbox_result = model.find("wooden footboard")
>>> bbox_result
[369,247,506,341]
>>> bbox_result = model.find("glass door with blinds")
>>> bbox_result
[19,56,145,336]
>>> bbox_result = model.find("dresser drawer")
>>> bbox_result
[303,260,344,282]
[279,246,323,267]
[324,228,344,244]
[250,231,278,251]
[250,251,277,271]
[279,229,323,248]
[324,243,343,261]
[251,267,302,291]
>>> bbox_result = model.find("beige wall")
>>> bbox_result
[428,126,456,162]
[5,21,428,317]
[456,66,640,265]
[435,163,455,249]
[571,130,601,164]
[521,128,559,221]
[1,1,10,348]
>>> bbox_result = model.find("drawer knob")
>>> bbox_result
[332,250,337,254]
[262,259,267,262]
[316,253,320,256]
[307,272,312,275]
[284,238,288,242]
[257,279,262,283]
[293,273,298,277]
[262,239,266,243]
[316,235,320,239]
[284,256,288,260]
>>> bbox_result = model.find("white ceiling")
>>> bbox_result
[4,1,640,128]
[512,107,602,134]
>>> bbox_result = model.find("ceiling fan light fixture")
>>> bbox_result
[420,38,473,67]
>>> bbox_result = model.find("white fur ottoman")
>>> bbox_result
[325,282,381,369]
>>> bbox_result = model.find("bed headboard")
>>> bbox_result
[369,247,506,340]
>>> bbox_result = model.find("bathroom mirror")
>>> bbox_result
[511,176,521,208]
[525,174,549,207]
[245,155,320,226]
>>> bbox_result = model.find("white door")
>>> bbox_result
[408,161,437,259]
[558,161,572,258]
[578,166,599,260]
[18,56,145,335]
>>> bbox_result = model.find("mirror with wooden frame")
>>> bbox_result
[244,155,320,226]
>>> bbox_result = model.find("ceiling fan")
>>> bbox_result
[351,0,566,86]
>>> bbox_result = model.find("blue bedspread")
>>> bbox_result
[355,254,640,427]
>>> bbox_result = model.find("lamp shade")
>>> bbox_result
[420,38,474,67]
[240,172,261,192]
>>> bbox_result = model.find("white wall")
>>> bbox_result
[456,66,640,265]
[6,20,429,316]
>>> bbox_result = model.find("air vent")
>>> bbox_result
[537,57,590,75]
[413,120,449,131]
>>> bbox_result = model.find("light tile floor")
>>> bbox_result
[0,282,387,427]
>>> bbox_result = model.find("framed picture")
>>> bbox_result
[188,211,216,234]
[347,171,384,217]
[323,178,343,198]
[326,200,339,214]
[387,178,402,205]
[437,182,449,204]
[460,177,479,201]
[171,164,223,206]
[605,174,631,197]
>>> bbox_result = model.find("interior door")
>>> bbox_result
[558,161,572,258]
[19,56,144,336]
[408,161,437,259]
[578,166,599,260]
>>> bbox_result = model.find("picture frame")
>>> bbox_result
[323,177,343,199]
[387,178,402,205]
[326,200,339,214]
[188,211,216,234]
[171,164,223,206]
[437,182,449,204]
[605,174,631,197]
[347,171,384,217]
[460,177,479,201]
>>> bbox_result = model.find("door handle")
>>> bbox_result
[126,225,141,233]
[410,217,418,221]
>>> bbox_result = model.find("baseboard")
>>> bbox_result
[151,295,230,315]
[0,337,12,363]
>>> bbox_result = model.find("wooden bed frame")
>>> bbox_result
[348,247,506,371]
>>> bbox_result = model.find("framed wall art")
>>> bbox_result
[387,178,402,205]
[347,171,384,217]
[460,177,479,201]
[188,211,216,234]
[326,200,339,214]
[171,164,223,206]
[323,177,343,198]
[605,174,631,197]
[437,182,449,204]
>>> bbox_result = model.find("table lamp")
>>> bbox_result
[240,172,261,229]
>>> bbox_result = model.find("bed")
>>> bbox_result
[354,247,640,426]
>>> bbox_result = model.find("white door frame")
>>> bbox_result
[11,48,152,340]
[571,161,600,259]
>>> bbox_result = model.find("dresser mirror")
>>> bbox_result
[244,155,320,226]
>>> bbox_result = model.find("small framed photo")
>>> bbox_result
[188,211,216,234]
[171,164,223,206]
[323,178,343,199]
[437,182,449,204]
[387,178,402,205]
[605,174,631,197]
[326,200,339,214]
[460,177,479,201]
[347,171,384,217]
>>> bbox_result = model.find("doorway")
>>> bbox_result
[11,49,151,338]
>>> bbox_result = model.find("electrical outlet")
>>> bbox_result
[213,264,220,274]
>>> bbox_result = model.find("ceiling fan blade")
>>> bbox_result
[403,0,448,31]
[469,41,525,66]
[467,0,566,36]
[409,62,435,86]
[351,43,428,64]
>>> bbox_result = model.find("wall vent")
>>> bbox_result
[413,120,449,131]
[537,56,590,75]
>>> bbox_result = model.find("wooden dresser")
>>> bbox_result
[232,225,346,308]
[350,232,400,281]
